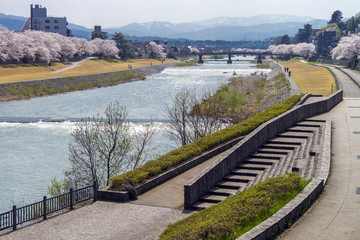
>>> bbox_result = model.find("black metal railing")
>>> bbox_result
[0,181,98,231]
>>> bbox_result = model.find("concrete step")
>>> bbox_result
[244,159,276,165]
[200,194,228,203]
[302,119,326,123]
[249,154,282,160]
[276,134,309,139]
[216,180,245,189]
[285,128,314,133]
[236,164,269,171]
[266,140,302,145]
[294,123,321,128]
[256,149,290,155]
[231,169,260,176]
[261,144,296,150]
[224,174,255,183]
[208,187,238,196]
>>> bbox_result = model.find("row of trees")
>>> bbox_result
[0,26,119,63]
[331,35,360,60]
[267,43,316,58]
[0,27,167,64]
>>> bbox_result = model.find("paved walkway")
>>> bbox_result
[279,64,360,239]
[51,57,96,74]
[134,153,224,208]
[0,144,228,239]
[0,202,191,240]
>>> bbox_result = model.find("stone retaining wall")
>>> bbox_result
[184,90,343,209]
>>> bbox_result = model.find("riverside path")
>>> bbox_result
[279,64,360,240]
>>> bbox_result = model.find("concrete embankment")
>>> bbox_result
[0,62,177,102]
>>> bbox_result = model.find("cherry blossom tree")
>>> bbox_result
[331,35,360,60]
[0,26,119,63]
[90,38,119,59]
[146,41,166,58]
[267,43,315,57]
[189,47,200,54]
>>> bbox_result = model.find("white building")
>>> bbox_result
[22,4,68,36]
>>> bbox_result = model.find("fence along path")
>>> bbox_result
[0,182,97,232]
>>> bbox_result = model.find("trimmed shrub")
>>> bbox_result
[159,173,310,240]
[109,95,303,189]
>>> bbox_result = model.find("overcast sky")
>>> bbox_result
[1,0,358,28]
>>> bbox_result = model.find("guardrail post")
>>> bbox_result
[93,181,98,202]
[12,205,17,231]
[70,188,74,210]
[43,196,47,220]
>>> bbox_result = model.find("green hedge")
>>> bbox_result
[159,173,309,240]
[109,95,303,189]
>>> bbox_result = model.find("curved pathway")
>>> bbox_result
[51,57,97,74]
[279,64,360,240]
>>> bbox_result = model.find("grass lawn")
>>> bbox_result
[279,59,336,96]
[0,58,178,84]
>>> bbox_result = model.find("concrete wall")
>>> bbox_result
[184,90,343,209]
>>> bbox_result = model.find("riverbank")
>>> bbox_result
[0,62,178,102]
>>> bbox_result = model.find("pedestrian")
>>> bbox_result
[289,71,291,77]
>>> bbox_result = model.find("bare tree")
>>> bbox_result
[129,120,159,170]
[164,89,225,147]
[64,101,157,188]
[95,102,132,186]
[164,90,194,146]
[66,117,103,188]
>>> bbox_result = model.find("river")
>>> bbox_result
[0,57,270,213]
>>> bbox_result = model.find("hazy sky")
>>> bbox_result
[1,0,358,28]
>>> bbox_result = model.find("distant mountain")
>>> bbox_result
[0,12,327,41]
[111,14,327,41]
[0,13,27,31]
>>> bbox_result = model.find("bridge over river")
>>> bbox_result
[197,51,292,64]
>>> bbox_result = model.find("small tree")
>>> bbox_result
[64,101,157,188]
[164,89,224,147]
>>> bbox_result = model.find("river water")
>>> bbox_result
[0,57,269,213]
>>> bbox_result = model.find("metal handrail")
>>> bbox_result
[0,181,97,231]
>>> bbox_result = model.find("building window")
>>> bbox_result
[54,26,59,29]
[45,26,50,29]
[45,20,50,23]
[54,20,59,23]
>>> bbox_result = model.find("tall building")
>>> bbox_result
[21,4,68,36]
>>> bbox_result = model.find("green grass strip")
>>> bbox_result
[109,94,303,189]
[159,173,310,240]
[175,61,198,67]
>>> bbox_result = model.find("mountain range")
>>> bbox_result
[0,13,327,41]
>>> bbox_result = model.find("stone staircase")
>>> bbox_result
[192,119,326,210]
